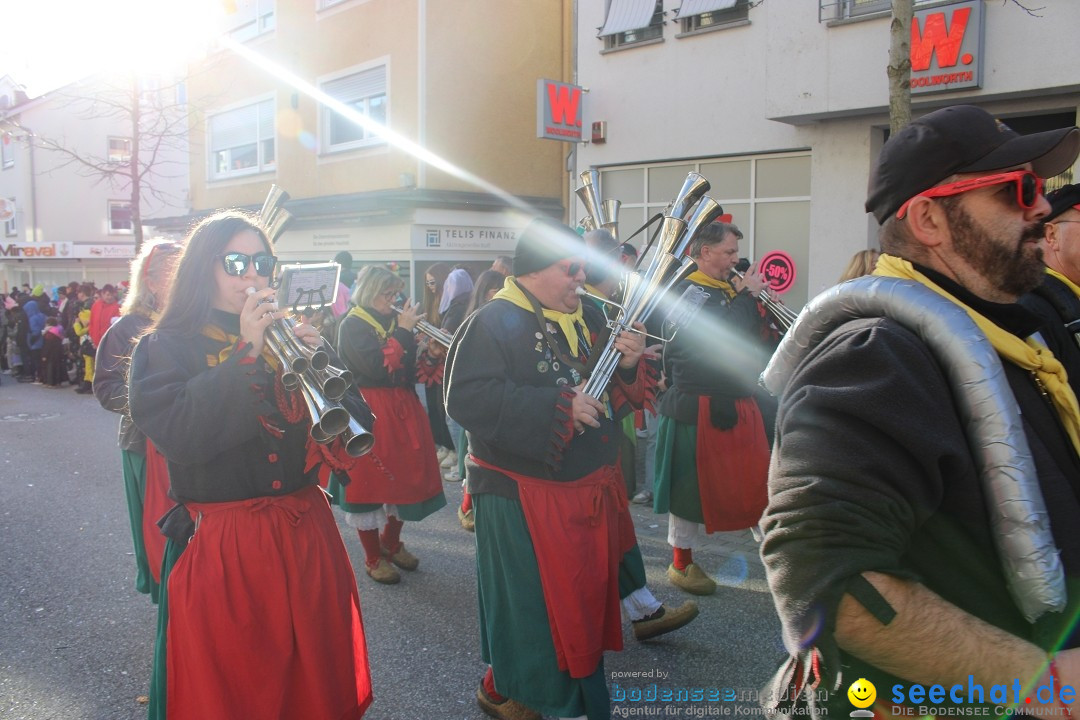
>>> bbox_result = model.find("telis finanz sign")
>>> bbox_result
[537,79,583,142]
[910,0,984,94]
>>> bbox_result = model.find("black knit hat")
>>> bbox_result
[866,105,1080,224]
[1046,184,1080,223]
[513,217,581,276]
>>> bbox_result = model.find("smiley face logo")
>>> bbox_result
[847,678,876,709]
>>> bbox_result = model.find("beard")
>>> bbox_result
[942,200,1045,298]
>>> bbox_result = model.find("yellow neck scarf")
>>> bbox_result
[201,323,279,370]
[874,253,1080,454]
[347,306,395,341]
[1046,267,1080,299]
[686,270,736,299]
[494,276,591,357]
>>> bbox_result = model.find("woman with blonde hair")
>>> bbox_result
[94,238,183,601]
[331,265,447,584]
[838,248,880,283]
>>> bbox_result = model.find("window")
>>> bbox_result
[678,0,749,32]
[208,98,276,180]
[1,136,12,169]
[320,66,388,153]
[820,0,933,22]
[599,0,664,50]
[4,198,15,237]
[225,0,275,42]
[108,201,133,234]
[318,0,349,8]
[108,137,132,164]
[592,152,812,308]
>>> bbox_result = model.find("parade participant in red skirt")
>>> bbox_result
[446,218,648,720]
[94,239,183,602]
[653,220,776,596]
[129,211,374,720]
[331,264,447,585]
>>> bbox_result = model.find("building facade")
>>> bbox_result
[576,0,1080,308]
[162,0,572,298]
[0,74,190,293]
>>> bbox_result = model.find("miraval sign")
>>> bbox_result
[0,242,72,258]
[910,0,984,94]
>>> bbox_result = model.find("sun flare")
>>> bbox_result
[2,0,223,95]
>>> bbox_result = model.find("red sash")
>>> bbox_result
[695,396,769,533]
[142,439,172,584]
[339,386,443,506]
[470,454,636,678]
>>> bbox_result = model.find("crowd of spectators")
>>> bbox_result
[1,280,123,390]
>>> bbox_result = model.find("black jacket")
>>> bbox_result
[129,310,374,505]
[94,313,152,453]
[762,283,1080,715]
[445,298,636,500]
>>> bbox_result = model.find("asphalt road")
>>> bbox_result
[0,376,785,720]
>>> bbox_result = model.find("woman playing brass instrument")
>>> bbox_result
[331,265,447,585]
[128,211,374,719]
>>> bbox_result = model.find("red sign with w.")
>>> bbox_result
[909,0,983,94]
[537,79,583,142]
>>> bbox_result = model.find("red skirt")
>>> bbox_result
[696,396,770,532]
[166,484,372,720]
[142,440,172,584]
[471,455,636,678]
[339,386,443,506]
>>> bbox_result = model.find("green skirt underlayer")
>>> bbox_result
[653,415,704,523]
[473,493,610,720]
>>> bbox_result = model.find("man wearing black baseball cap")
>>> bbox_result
[1022,184,1080,359]
[760,105,1080,716]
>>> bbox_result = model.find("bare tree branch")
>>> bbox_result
[1005,0,1044,17]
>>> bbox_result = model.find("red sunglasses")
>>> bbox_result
[896,170,1044,219]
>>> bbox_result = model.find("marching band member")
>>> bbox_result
[446,218,649,720]
[128,210,374,719]
[330,265,447,585]
[94,239,182,602]
[653,220,776,596]
[580,228,700,640]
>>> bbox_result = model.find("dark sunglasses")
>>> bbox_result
[561,261,584,277]
[896,170,1043,219]
[219,251,277,277]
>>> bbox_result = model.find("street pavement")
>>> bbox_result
[0,376,785,720]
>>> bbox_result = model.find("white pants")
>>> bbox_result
[667,512,700,550]
[343,504,400,531]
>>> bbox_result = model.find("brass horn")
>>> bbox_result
[581,174,724,401]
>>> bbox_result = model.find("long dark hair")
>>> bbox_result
[466,270,504,316]
[150,211,271,337]
[422,262,451,325]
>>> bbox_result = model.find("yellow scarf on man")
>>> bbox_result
[347,306,395,341]
[494,276,591,357]
[1046,267,1080,300]
[874,253,1080,455]
[201,323,279,370]
[685,270,737,300]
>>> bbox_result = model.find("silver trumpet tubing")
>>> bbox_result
[581,173,725,401]
[247,286,375,457]
[392,306,453,348]
[260,185,293,245]
[576,170,620,240]
[250,183,375,456]
[731,269,799,332]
